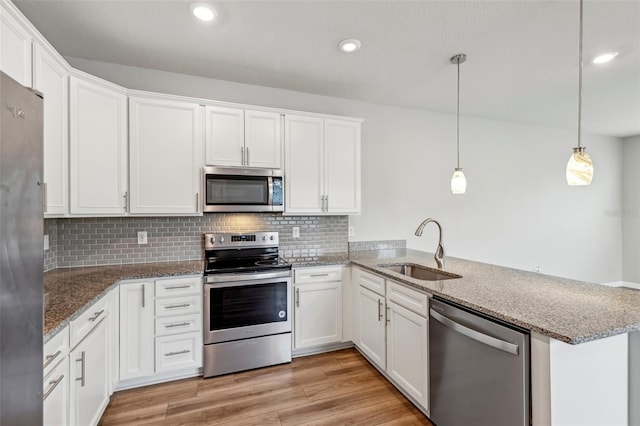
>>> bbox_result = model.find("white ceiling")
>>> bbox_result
[14,0,640,137]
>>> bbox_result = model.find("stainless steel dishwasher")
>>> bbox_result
[429,297,530,426]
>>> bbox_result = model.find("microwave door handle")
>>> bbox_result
[267,176,274,206]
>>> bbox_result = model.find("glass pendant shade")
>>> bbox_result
[566,147,593,186]
[451,168,467,194]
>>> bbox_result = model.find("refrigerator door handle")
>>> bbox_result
[430,308,519,355]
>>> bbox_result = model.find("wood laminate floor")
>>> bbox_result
[99,348,433,426]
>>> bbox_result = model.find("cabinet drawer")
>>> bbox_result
[387,280,429,317]
[295,266,343,283]
[155,314,201,336]
[69,296,109,348]
[155,295,201,317]
[356,268,385,296]
[155,332,202,373]
[43,353,69,426]
[44,325,69,378]
[155,276,201,298]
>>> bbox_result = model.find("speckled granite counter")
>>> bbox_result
[350,249,640,344]
[44,261,203,339]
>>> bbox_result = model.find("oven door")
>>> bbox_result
[204,275,291,344]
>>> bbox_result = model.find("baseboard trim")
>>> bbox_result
[292,341,354,358]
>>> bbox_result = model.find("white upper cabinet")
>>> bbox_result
[129,95,204,215]
[0,3,32,87]
[284,114,361,215]
[33,42,69,216]
[69,74,128,216]
[205,105,281,169]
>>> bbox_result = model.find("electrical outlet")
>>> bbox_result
[137,231,148,245]
[534,265,542,273]
[44,235,49,250]
[292,227,300,238]
[348,226,355,237]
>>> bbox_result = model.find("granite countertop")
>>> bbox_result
[44,261,203,339]
[288,254,350,267]
[350,249,640,344]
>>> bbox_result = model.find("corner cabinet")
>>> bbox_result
[284,114,361,215]
[205,105,282,169]
[129,95,204,215]
[69,73,128,216]
[33,41,69,217]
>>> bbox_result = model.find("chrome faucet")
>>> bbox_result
[414,218,445,269]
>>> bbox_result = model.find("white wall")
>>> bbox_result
[622,135,640,283]
[68,58,623,283]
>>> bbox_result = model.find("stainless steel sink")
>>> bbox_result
[378,263,462,281]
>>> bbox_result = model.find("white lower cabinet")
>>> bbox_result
[119,281,154,381]
[293,266,344,351]
[353,267,430,413]
[69,318,109,426]
[43,353,70,426]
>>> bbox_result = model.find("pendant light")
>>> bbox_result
[450,53,467,194]
[566,0,594,186]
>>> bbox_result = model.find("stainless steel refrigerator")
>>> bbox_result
[0,71,44,424]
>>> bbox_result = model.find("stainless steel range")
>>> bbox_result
[202,231,292,377]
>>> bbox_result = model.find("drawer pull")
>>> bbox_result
[165,349,190,357]
[88,309,105,322]
[43,350,62,369]
[76,351,86,387]
[377,299,383,321]
[43,374,64,401]
[164,285,192,290]
[164,322,191,328]
[165,303,191,309]
[309,273,330,277]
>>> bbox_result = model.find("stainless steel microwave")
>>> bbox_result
[202,166,284,212]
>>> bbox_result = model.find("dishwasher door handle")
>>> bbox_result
[430,308,519,355]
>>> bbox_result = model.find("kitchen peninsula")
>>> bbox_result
[45,247,640,426]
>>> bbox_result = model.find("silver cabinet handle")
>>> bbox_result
[246,147,250,166]
[325,195,328,211]
[195,193,199,213]
[43,182,48,213]
[164,285,192,290]
[295,288,300,307]
[76,351,86,387]
[141,284,146,308]
[430,308,519,355]
[43,374,64,401]
[123,191,128,211]
[309,273,330,278]
[88,309,104,322]
[377,299,383,321]
[165,349,190,356]
[320,195,325,211]
[43,350,62,369]
[386,306,391,325]
[164,322,191,329]
[241,146,245,165]
[165,303,190,309]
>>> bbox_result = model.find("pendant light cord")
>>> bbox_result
[577,0,583,149]
[456,58,461,168]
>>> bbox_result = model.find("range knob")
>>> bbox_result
[209,237,215,244]
[219,237,225,243]
[270,235,274,241]
[262,236,266,241]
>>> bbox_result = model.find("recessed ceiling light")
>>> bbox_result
[591,52,619,64]
[190,3,216,22]
[338,39,362,53]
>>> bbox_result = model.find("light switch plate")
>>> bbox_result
[44,235,49,250]
[348,226,355,237]
[292,227,300,238]
[137,231,148,245]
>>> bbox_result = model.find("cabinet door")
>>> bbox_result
[244,110,281,169]
[294,281,342,349]
[119,282,154,380]
[0,5,32,86]
[69,75,128,215]
[284,114,324,214]
[69,319,109,426]
[43,357,69,426]
[129,97,204,214]
[324,119,361,214]
[205,105,244,167]
[387,301,429,410]
[33,43,68,216]
[356,285,386,370]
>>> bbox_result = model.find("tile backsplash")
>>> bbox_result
[44,214,347,270]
